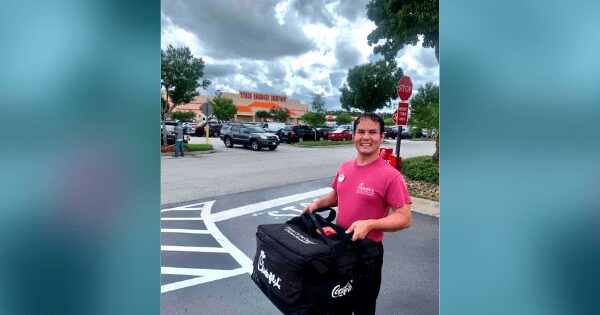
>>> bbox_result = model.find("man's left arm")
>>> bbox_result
[345,203,412,241]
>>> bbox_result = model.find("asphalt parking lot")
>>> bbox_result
[161,178,439,314]
[161,134,438,314]
[161,135,436,204]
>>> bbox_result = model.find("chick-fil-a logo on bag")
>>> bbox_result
[257,250,282,289]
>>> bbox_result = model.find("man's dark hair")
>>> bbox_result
[353,113,384,134]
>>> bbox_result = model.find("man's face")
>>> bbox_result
[354,118,383,157]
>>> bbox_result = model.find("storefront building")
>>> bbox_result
[172,90,309,124]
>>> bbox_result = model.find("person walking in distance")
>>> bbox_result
[303,113,412,314]
[174,121,184,157]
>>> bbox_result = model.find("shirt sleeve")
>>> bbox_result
[331,171,339,193]
[385,173,412,210]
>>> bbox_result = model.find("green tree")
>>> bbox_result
[367,0,439,62]
[210,97,237,121]
[409,82,439,162]
[269,108,290,122]
[171,111,196,121]
[301,112,326,141]
[161,97,169,120]
[161,44,210,144]
[339,60,403,112]
[335,112,352,125]
[310,93,327,114]
[384,117,395,126]
[300,94,328,140]
[327,109,363,117]
[255,110,272,121]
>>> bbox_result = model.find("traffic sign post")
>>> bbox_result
[395,76,413,171]
[200,103,214,144]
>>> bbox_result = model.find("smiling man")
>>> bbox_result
[304,112,412,314]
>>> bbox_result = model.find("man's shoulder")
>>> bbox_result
[375,158,403,178]
[338,159,355,170]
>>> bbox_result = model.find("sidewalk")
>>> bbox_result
[411,197,440,217]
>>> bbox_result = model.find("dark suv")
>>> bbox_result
[279,125,316,143]
[384,126,398,139]
[220,123,280,151]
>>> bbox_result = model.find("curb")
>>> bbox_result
[410,197,439,217]
[160,150,216,157]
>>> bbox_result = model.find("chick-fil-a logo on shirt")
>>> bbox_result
[356,183,375,196]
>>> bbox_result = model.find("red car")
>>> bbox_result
[327,129,353,141]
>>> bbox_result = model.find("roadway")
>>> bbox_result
[160,136,438,314]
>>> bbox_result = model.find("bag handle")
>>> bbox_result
[300,207,335,234]
[301,208,352,258]
[314,207,336,222]
[301,211,339,259]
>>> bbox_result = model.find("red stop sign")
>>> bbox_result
[397,76,413,101]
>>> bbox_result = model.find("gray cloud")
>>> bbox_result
[294,69,310,79]
[163,0,438,112]
[335,0,369,21]
[203,63,239,78]
[413,48,438,69]
[328,72,346,88]
[162,0,315,60]
[335,40,363,69]
[323,95,340,110]
[267,62,287,80]
[367,53,385,63]
[291,0,334,27]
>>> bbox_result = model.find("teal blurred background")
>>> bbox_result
[0,0,159,314]
[441,0,600,313]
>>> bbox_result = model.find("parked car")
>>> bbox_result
[384,126,398,139]
[338,124,354,133]
[315,126,335,141]
[279,125,316,143]
[421,128,434,138]
[255,122,286,133]
[193,121,223,137]
[400,125,423,139]
[184,122,199,135]
[327,129,353,141]
[219,123,279,151]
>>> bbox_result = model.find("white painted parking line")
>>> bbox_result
[161,229,210,234]
[161,267,248,293]
[161,217,204,221]
[162,267,223,276]
[201,201,253,273]
[210,187,332,222]
[161,200,253,293]
[161,202,207,212]
[161,245,229,253]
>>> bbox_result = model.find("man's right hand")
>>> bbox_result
[302,201,319,214]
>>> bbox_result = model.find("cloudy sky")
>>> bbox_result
[161,0,438,111]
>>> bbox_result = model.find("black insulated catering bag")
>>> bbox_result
[251,208,379,315]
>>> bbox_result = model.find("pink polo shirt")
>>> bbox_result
[332,157,412,242]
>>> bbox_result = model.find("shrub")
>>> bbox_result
[184,144,213,151]
[401,156,438,183]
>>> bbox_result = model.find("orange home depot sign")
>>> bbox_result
[239,91,287,102]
